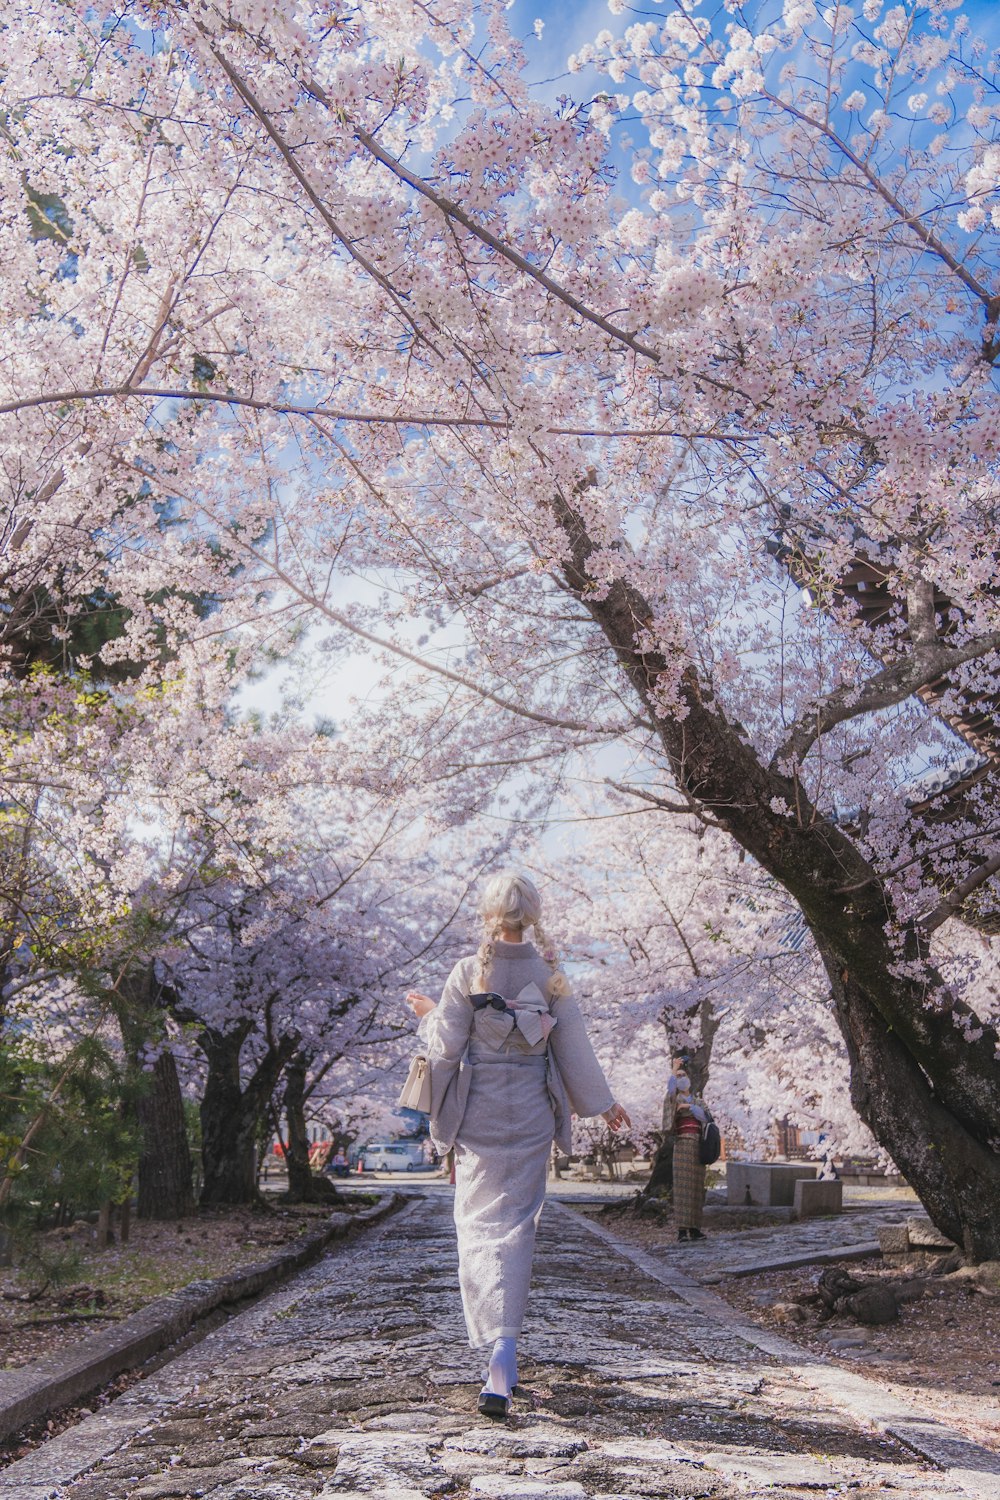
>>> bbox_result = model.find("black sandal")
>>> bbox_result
[477,1390,510,1420]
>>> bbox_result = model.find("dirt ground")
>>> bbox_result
[719,1256,1000,1455]
[593,1200,1000,1457]
[0,1198,357,1372]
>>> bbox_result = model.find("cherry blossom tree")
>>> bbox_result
[546,810,874,1180]
[3,0,1000,1253]
[158,783,499,1204]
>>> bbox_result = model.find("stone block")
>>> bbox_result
[320,1433,446,1494]
[134,1476,214,1499]
[362,1413,449,1432]
[976,1260,1000,1290]
[791,1178,843,1219]
[843,1285,899,1324]
[906,1216,955,1250]
[703,1452,853,1489]
[209,1484,320,1500]
[446,1431,588,1459]
[826,1333,873,1352]
[877,1223,910,1256]
[725,1161,817,1207]
[469,1480,587,1499]
[771,1301,808,1323]
[320,1494,425,1500]
[239,1416,333,1439]
[175,1443,248,1468]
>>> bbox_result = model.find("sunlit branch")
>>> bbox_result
[0,383,739,441]
[196,36,437,353]
[114,455,627,738]
[921,850,1000,936]
[762,89,999,324]
[605,778,713,821]
[771,632,1000,769]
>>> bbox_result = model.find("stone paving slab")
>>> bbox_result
[1,1192,995,1500]
[346,1183,904,1283]
[711,1242,880,1278]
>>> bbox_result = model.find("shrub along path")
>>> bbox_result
[2,1191,997,1500]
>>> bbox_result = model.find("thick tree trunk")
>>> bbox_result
[554,491,1000,1259]
[115,966,195,1221]
[643,1133,674,1198]
[281,1053,341,1205]
[199,1027,257,1206]
[136,1048,195,1220]
[686,1003,717,1100]
[200,1105,257,1204]
[198,1025,299,1207]
[821,951,1000,1255]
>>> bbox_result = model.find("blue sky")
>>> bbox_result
[512,0,1000,64]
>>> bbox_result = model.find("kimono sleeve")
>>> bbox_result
[548,991,614,1119]
[418,958,475,1062]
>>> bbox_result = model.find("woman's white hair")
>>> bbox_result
[474,871,557,986]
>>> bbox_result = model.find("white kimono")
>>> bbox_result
[419,939,613,1348]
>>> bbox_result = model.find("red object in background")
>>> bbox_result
[272,1139,337,1161]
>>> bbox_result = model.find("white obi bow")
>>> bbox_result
[473,980,557,1050]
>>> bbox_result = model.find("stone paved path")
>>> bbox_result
[5,1193,998,1500]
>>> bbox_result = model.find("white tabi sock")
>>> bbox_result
[483,1336,518,1397]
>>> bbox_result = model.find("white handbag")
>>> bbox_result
[397,1054,432,1113]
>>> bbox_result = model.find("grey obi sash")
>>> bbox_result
[429,980,572,1154]
[468,981,556,1050]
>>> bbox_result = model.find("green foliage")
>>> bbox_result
[4,585,136,684]
[0,1031,140,1239]
[192,352,217,385]
[15,1236,83,1297]
[24,183,73,245]
[1,529,220,688]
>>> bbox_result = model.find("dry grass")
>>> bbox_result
[0,1201,342,1371]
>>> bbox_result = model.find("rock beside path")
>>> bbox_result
[842,1284,899,1324]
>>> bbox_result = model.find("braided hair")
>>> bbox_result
[474,872,560,987]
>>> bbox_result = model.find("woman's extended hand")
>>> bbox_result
[405,990,436,1019]
[602,1102,631,1133]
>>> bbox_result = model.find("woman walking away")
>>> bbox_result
[664,1056,708,1242]
[405,872,630,1420]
